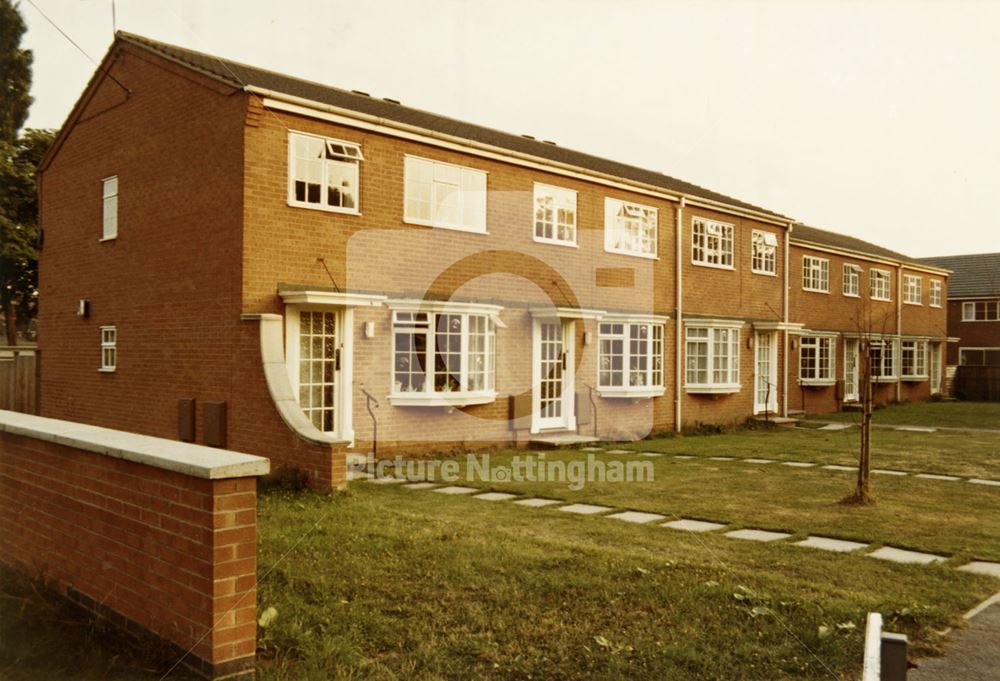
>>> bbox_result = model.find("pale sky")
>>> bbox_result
[19,0,1000,257]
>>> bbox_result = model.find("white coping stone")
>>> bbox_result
[956,561,1000,578]
[639,451,663,457]
[0,409,269,479]
[580,447,604,452]
[604,449,632,455]
[367,476,406,485]
[743,458,775,464]
[868,546,945,565]
[795,536,868,553]
[674,455,695,460]
[606,511,665,524]
[514,498,562,507]
[822,464,856,471]
[402,482,438,490]
[872,469,908,476]
[432,485,478,495]
[969,478,1000,487]
[914,473,961,481]
[661,519,727,532]
[708,456,734,461]
[557,503,614,515]
[782,461,817,468]
[819,423,853,431]
[473,492,518,501]
[895,426,938,433]
[724,529,791,542]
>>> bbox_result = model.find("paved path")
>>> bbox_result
[910,597,1000,681]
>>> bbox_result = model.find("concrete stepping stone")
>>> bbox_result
[781,461,816,468]
[868,546,945,565]
[957,561,1000,578]
[557,503,614,515]
[473,492,517,501]
[708,456,734,461]
[969,478,1000,487]
[366,476,406,485]
[872,469,908,476]
[724,529,791,542]
[743,458,775,464]
[403,482,437,490]
[822,464,856,471]
[580,447,604,452]
[661,519,727,532]
[819,423,853,431]
[639,451,663,457]
[514,498,562,508]
[606,510,665,524]
[604,449,632,455]
[795,536,868,553]
[432,485,478,495]
[895,426,937,433]
[915,473,961,481]
[674,455,694,460]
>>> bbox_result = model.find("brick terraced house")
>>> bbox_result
[38,33,950,490]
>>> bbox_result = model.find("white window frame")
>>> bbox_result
[101,176,118,241]
[843,264,861,297]
[287,131,363,215]
[684,321,742,394]
[870,268,892,301]
[533,183,577,247]
[959,347,1000,366]
[751,230,778,276]
[802,256,830,293]
[903,275,923,306]
[403,155,487,233]
[961,300,1000,322]
[99,326,117,372]
[929,280,942,308]
[389,301,502,406]
[691,217,734,269]
[900,339,928,380]
[604,197,658,258]
[868,338,897,381]
[799,335,836,385]
[597,316,667,398]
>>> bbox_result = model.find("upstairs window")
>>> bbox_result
[799,336,835,384]
[692,217,734,268]
[901,340,928,379]
[903,275,923,305]
[869,339,896,379]
[288,132,363,213]
[102,176,118,240]
[534,183,577,245]
[404,156,486,233]
[100,326,117,372]
[751,230,777,275]
[843,264,861,297]
[802,256,830,292]
[929,280,942,307]
[870,269,892,301]
[605,198,657,257]
[597,320,665,397]
[961,300,1000,321]
[959,348,1000,365]
[685,324,740,392]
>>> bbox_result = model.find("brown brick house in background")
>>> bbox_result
[37,33,949,490]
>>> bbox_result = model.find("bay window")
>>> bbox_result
[901,340,928,380]
[869,339,896,380]
[799,336,835,384]
[685,323,741,393]
[598,319,665,397]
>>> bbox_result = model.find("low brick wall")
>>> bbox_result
[0,410,269,680]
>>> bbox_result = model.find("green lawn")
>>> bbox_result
[809,400,1000,430]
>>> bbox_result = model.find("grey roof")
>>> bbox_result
[790,223,941,270]
[115,32,787,219]
[918,253,1000,298]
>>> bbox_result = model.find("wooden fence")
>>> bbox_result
[954,365,1000,402]
[0,346,38,414]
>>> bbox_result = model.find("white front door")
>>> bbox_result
[844,338,859,402]
[930,342,941,394]
[754,331,778,414]
[532,319,576,432]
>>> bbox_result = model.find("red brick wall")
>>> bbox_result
[0,430,258,679]
[947,299,1000,364]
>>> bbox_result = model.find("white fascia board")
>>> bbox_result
[753,321,804,332]
[530,306,607,320]
[254,91,792,228]
[388,298,505,317]
[600,312,671,324]
[279,289,387,307]
[682,317,748,328]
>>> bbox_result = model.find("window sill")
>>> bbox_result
[403,217,487,235]
[843,292,860,298]
[930,304,942,309]
[803,288,830,294]
[871,297,892,303]
[901,375,928,382]
[751,269,777,277]
[533,236,579,248]
[98,368,116,373]
[287,199,361,216]
[691,261,734,271]
[871,376,898,383]
[605,246,659,260]
[685,384,741,395]
[597,386,665,399]
[99,236,117,243]
[389,391,497,407]
[903,301,923,306]
[799,379,836,387]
